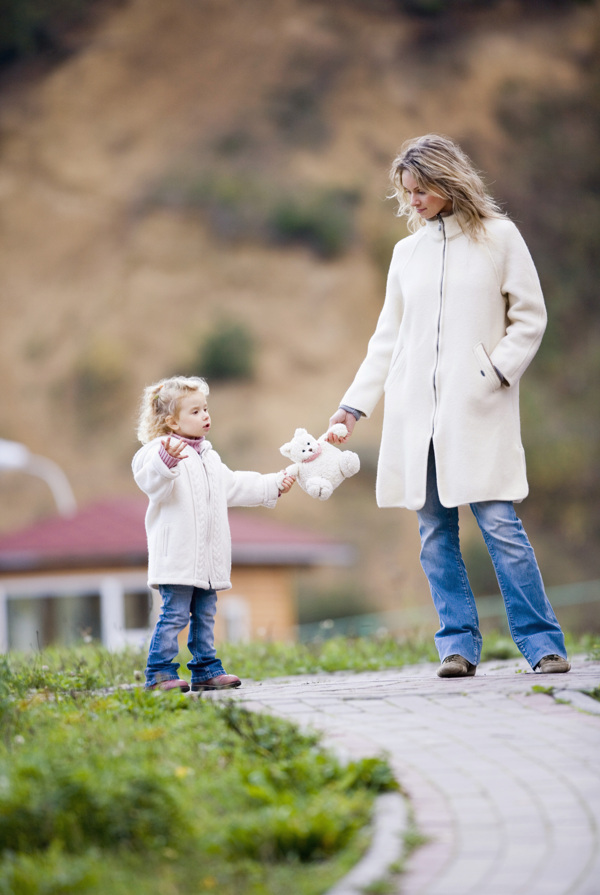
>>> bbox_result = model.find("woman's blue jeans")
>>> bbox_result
[417,444,567,669]
[145,585,226,688]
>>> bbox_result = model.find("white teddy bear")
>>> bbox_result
[279,424,360,500]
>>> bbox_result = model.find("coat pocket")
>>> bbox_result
[473,342,503,394]
[160,524,171,557]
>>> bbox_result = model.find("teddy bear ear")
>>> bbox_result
[294,428,308,437]
[280,441,293,458]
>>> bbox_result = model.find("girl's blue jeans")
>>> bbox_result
[145,585,226,688]
[417,444,567,670]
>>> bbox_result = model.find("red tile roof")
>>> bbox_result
[0,498,351,572]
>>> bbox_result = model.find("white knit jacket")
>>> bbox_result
[132,438,280,590]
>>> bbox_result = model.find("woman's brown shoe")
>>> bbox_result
[437,655,477,678]
[535,655,570,674]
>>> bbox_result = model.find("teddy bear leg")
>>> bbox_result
[340,451,360,478]
[306,477,334,500]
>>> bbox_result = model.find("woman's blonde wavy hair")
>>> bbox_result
[389,134,504,239]
[136,375,209,444]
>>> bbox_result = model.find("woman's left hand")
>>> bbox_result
[326,409,356,443]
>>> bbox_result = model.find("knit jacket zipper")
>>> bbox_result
[197,450,214,588]
[431,213,447,436]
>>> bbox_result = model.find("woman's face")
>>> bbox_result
[401,170,453,220]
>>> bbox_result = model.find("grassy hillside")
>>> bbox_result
[0,0,598,615]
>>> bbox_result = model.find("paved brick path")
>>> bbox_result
[208,657,600,895]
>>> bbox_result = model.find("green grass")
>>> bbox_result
[220,630,596,679]
[0,660,397,895]
[1,630,595,696]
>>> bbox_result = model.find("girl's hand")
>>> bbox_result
[278,472,296,495]
[161,436,188,460]
[326,409,356,443]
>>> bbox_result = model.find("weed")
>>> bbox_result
[585,638,600,662]
[481,637,520,661]
[403,821,429,855]
[531,684,554,695]
[363,880,396,895]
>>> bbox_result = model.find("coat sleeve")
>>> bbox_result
[132,442,180,504]
[221,465,280,509]
[340,241,405,418]
[487,221,547,386]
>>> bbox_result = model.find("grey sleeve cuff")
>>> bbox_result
[339,404,362,421]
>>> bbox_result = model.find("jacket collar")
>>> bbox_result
[177,435,206,453]
[424,213,464,242]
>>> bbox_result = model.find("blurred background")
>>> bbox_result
[0,0,598,643]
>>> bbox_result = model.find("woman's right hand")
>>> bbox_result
[326,409,357,443]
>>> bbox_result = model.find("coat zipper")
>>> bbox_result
[431,213,447,436]
[198,451,214,588]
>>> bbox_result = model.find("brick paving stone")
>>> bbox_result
[207,657,600,895]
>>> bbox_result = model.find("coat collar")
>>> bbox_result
[424,214,464,242]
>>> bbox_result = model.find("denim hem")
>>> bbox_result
[435,637,480,666]
[521,636,568,670]
[190,670,227,685]
[144,676,180,689]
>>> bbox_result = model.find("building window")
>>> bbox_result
[7,592,101,651]
[123,590,151,630]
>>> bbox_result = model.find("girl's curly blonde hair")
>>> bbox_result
[389,134,504,239]
[136,376,209,444]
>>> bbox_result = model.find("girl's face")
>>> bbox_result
[401,170,453,220]
[167,391,211,439]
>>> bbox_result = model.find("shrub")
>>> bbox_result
[71,340,128,432]
[268,189,359,259]
[226,791,369,862]
[0,0,98,65]
[148,171,361,259]
[0,845,98,895]
[0,760,185,854]
[191,320,255,382]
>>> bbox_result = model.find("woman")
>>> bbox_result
[329,134,569,678]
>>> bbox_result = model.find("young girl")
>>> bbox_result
[133,375,295,692]
[329,134,570,678]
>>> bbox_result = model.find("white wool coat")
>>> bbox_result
[341,214,547,510]
[132,438,280,590]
